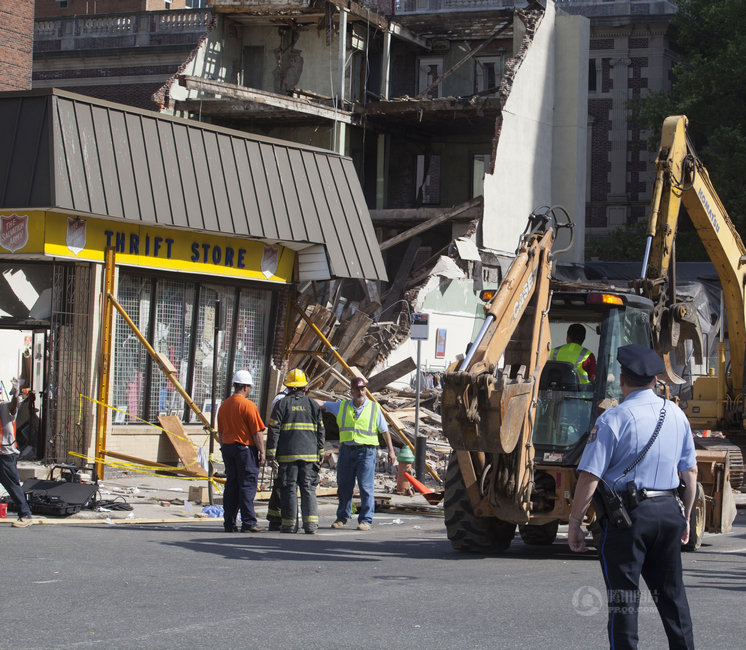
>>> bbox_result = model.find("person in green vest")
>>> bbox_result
[550,323,597,386]
[322,377,396,531]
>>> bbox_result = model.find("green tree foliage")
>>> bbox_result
[633,0,746,258]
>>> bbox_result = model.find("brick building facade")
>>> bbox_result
[0,0,34,91]
[35,1,200,18]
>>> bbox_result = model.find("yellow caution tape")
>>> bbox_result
[78,393,216,448]
[68,451,223,493]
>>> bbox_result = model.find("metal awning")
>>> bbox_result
[0,88,386,282]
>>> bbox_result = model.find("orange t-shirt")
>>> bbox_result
[217,393,265,446]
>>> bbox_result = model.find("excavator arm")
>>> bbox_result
[441,207,572,520]
[636,115,746,426]
[633,116,706,380]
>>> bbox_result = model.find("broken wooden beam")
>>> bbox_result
[379,197,483,251]
[366,357,417,393]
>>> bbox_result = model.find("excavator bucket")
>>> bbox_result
[662,351,687,385]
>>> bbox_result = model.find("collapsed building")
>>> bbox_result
[1,1,593,467]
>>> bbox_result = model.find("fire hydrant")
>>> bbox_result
[395,446,415,495]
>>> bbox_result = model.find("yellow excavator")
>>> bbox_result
[441,152,737,552]
[633,114,745,490]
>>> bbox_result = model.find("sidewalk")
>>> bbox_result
[2,464,443,526]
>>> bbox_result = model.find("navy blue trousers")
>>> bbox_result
[597,496,694,649]
[221,444,259,530]
[0,453,32,518]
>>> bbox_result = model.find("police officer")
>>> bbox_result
[266,368,325,534]
[568,344,697,649]
[551,323,596,384]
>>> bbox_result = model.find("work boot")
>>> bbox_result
[304,526,318,535]
[224,524,239,533]
[280,525,298,534]
[331,520,346,529]
[12,516,33,528]
[268,521,282,532]
[357,522,372,531]
[241,525,264,533]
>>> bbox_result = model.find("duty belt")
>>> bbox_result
[640,489,677,499]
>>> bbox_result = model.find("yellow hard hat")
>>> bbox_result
[284,368,308,388]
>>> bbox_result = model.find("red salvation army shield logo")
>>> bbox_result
[66,217,87,255]
[0,213,29,253]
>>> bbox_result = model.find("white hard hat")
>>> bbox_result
[232,370,253,386]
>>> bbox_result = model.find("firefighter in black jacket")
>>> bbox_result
[266,369,325,534]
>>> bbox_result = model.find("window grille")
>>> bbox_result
[111,272,274,424]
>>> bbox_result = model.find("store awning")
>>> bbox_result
[0,88,386,282]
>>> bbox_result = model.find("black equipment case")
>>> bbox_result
[21,464,98,516]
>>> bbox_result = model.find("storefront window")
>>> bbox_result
[112,275,151,423]
[149,279,196,421]
[189,283,237,423]
[112,272,274,424]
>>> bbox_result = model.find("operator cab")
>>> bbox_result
[532,290,655,465]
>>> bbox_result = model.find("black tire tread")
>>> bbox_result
[444,455,515,553]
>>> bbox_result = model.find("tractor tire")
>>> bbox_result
[444,455,516,553]
[518,520,559,545]
[682,482,706,552]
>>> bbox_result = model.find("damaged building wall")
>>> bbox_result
[381,266,488,388]
[482,3,589,261]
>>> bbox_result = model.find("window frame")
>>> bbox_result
[111,268,278,425]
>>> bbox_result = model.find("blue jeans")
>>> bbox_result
[336,445,376,524]
[221,444,259,530]
[0,453,32,518]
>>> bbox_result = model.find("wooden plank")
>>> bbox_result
[105,450,220,482]
[379,197,483,251]
[287,305,334,369]
[366,357,417,393]
[322,311,372,390]
[380,236,421,314]
[158,415,208,477]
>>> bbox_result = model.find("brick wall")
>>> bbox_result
[0,0,34,91]
[62,83,166,111]
[35,1,191,18]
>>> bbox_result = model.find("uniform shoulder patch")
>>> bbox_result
[587,426,598,442]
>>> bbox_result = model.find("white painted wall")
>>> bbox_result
[0,330,29,397]
[482,3,556,255]
[169,16,346,106]
[482,2,589,262]
[373,271,484,389]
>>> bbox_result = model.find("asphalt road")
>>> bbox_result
[1,507,744,649]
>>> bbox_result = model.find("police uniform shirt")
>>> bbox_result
[578,388,697,490]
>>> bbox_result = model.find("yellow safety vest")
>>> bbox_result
[336,399,380,446]
[551,342,592,384]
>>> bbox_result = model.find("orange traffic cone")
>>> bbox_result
[404,472,443,505]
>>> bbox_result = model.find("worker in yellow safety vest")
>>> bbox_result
[321,377,396,531]
[550,323,597,385]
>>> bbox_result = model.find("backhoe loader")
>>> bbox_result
[441,202,735,553]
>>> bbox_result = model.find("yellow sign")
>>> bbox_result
[0,211,294,283]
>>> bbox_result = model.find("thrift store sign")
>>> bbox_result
[0,211,294,283]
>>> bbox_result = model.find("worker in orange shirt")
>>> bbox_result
[217,370,266,533]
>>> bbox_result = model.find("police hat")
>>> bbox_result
[617,344,665,383]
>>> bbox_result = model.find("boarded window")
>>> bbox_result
[418,57,442,98]
[416,154,440,205]
[475,56,502,95]
[243,46,265,90]
[472,153,492,198]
